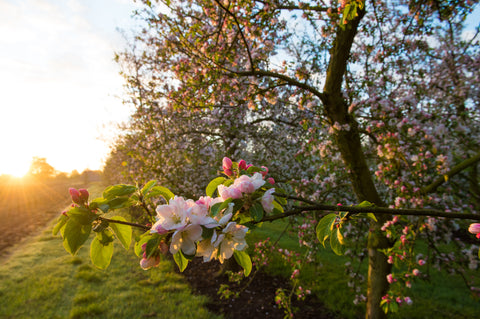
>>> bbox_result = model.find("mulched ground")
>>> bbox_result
[178,258,339,319]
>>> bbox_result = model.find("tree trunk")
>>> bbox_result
[321,7,392,319]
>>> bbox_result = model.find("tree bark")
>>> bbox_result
[321,8,391,319]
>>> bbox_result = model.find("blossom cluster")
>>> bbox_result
[140,158,277,269]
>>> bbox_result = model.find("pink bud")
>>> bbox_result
[412,269,420,276]
[468,223,480,235]
[267,177,275,185]
[238,159,247,170]
[69,188,82,204]
[224,168,234,176]
[78,188,89,202]
[222,157,233,170]
[418,259,426,266]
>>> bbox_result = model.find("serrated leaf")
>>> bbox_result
[234,250,252,276]
[316,213,336,247]
[109,216,132,249]
[63,219,91,255]
[67,207,97,225]
[141,180,157,195]
[103,184,137,200]
[90,231,114,269]
[173,250,189,272]
[145,185,174,202]
[52,214,69,236]
[206,177,226,197]
[250,202,264,222]
[330,227,345,256]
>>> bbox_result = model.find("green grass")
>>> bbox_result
[0,217,220,319]
[249,220,480,319]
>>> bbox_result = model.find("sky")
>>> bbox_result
[0,0,143,177]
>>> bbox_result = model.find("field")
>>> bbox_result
[0,177,74,258]
[1,179,479,319]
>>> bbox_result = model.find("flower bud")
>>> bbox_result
[224,168,234,177]
[69,188,82,205]
[222,157,233,170]
[267,177,275,185]
[468,223,480,235]
[78,188,89,202]
[238,159,247,170]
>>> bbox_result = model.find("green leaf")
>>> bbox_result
[206,177,226,197]
[356,200,374,208]
[210,198,233,217]
[234,250,252,276]
[145,234,161,258]
[141,180,157,195]
[103,184,137,200]
[330,227,345,256]
[173,250,189,272]
[145,185,175,202]
[106,197,133,210]
[90,198,110,213]
[134,231,153,257]
[316,213,336,247]
[274,189,287,206]
[250,202,264,222]
[52,214,69,236]
[246,166,263,174]
[63,219,91,255]
[109,216,132,249]
[272,200,284,213]
[90,230,114,269]
[67,207,97,225]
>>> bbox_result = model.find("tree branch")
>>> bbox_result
[98,216,151,231]
[422,151,480,194]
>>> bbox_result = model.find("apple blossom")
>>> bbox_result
[170,224,203,255]
[261,188,275,213]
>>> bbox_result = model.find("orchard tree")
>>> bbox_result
[62,0,480,318]
[108,0,480,317]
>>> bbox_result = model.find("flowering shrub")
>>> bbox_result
[55,158,286,274]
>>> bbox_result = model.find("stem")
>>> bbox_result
[98,216,151,231]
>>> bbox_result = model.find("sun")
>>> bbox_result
[0,158,31,178]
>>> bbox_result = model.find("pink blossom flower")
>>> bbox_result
[386,274,396,284]
[261,188,275,213]
[267,177,275,185]
[412,269,420,276]
[404,296,413,305]
[154,196,190,231]
[468,223,480,238]
[169,224,203,255]
[218,184,243,200]
[418,259,426,266]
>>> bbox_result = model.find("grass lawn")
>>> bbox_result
[249,220,480,319]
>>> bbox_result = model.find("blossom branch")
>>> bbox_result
[422,151,480,194]
[98,216,151,231]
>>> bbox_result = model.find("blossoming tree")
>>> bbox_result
[58,0,480,318]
